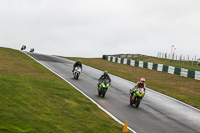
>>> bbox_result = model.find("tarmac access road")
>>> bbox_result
[25,52,200,133]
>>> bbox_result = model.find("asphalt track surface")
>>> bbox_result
[25,52,200,133]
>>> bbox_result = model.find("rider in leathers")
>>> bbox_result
[72,60,82,72]
[130,78,146,97]
[98,71,111,90]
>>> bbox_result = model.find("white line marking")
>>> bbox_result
[147,88,200,112]
[22,51,136,133]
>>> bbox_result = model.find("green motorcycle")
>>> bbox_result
[129,88,145,108]
[98,79,110,98]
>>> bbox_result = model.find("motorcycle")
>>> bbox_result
[98,79,110,97]
[73,67,81,79]
[129,88,145,108]
[30,48,34,52]
[21,45,26,50]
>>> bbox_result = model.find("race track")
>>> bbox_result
[25,52,200,133]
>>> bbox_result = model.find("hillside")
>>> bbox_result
[0,47,129,133]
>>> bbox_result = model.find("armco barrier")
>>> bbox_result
[103,55,200,80]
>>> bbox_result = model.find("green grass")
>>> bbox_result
[0,47,131,133]
[127,56,200,71]
[64,57,200,110]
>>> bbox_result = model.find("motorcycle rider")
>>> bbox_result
[21,45,26,50]
[129,78,146,97]
[72,60,82,72]
[98,71,111,90]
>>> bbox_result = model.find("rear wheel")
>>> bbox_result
[130,97,133,105]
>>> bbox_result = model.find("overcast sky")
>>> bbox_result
[1,0,200,59]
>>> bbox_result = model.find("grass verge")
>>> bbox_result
[0,47,131,133]
[64,57,200,110]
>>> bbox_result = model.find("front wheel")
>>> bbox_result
[76,73,79,79]
[135,97,141,108]
[102,88,107,98]
[102,92,105,97]
[98,90,101,96]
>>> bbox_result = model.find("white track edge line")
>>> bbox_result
[22,51,136,133]
[107,59,200,112]
[147,88,200,112]
[109,73,200,112]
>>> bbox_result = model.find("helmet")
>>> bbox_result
[77,60,81,64]
[104,71,108,75]
[140,78,145,84]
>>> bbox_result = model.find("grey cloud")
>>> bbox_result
[1,0,200,58]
